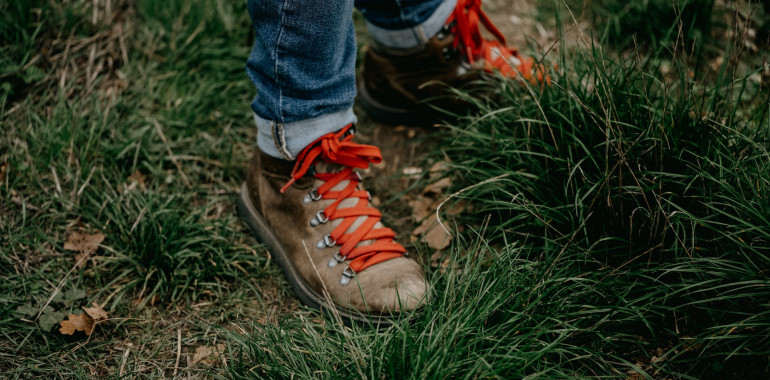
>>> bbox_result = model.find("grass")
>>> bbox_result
[1,0,769,378]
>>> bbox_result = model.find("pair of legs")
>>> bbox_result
[245,0,456,159]
[240,0,536,324]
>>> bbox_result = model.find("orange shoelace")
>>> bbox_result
[450,0,549,84]
[281,125,406,275]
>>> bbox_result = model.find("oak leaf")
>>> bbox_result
[59,313,95,336]
[64,230,105,269]
[83,302,108,321]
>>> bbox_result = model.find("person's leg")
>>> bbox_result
[356,0,549,124]
[241,0,427,325]
[354,0,457,50]
[245,0,357,160]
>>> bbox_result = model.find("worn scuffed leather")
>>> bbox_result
[245,150,428,314]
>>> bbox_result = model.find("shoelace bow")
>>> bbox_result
[451,0,549,84]
[281,125,406,273]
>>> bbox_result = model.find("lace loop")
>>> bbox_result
[450,0,549,84]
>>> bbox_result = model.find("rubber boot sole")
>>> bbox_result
[237,182,394,328]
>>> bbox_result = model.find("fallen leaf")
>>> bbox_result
[192,346,213,365]
[422,177,452,195]
[193,344,225,366]
[83,302,108,321]
[0,162,7,183]
[410,195,434,222]
[446,200,470,216]
[430,251,446,268]
[127,170,146,189]
[428,161,450,175]
[413,216,452,250]
[59,313,95,336]
[421,161,453,196]
[423,219,451,250]
[64,230,105,269]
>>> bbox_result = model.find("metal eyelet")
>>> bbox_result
[327,251,345,268]
[316,234,334,249]
[442,47,453,61]
[303,188,322,204]
[340,266,356,286]
[316,234,336,250]
[310,210,329,227]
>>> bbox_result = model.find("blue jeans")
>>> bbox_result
[246,0,457,159]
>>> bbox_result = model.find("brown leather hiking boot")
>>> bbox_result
[359,0,549,124]
[237,124,428,325]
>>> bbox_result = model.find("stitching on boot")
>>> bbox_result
[271,122,295,161]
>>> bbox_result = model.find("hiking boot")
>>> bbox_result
[237,124,428,325]
[359,0,549,124]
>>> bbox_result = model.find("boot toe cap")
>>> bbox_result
[349,257,429,313]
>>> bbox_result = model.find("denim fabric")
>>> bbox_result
[362,0,456,50]
[246,0,454,159]
[355,0,445,30]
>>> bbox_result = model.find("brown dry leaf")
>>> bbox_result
[64,230,105,269]
[83,302,108,321]
[422,177,452,195]
[193,343,225,366]
[127,170,147,190]
[0,162,7,183]
[430,251,450,269]
[192,346,213,365]
[410,195,434,222]
[446,200,470,216]
[59,313,95,336]
[413,216,452,250]
[423,219,451,250]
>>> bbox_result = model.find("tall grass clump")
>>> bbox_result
[433,11,769,380]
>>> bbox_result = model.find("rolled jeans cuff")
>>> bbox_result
[365,0,457,50]
[255,108,358,160]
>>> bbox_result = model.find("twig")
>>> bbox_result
[119,343,132,376]
[50,166,62,194]
[174,328,182,377]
